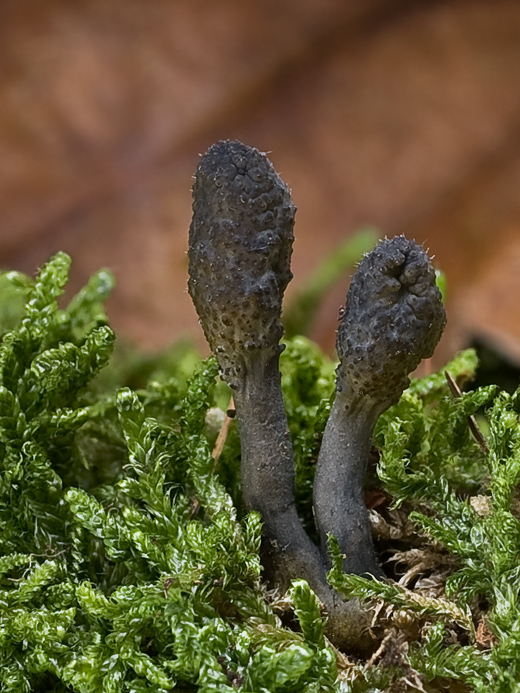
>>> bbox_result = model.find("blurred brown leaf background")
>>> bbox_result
[2,0,520,365]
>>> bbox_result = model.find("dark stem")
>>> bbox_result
[233,352,326,591]
[313,390,383,577]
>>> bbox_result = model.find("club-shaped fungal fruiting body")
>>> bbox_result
[313,236,447,577]
[187,140,446,651]
[188,139,326,592]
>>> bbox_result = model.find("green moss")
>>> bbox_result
[1,253,520,691]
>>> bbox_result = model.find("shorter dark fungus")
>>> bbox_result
[313,236,446,576]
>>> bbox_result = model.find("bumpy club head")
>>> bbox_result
[336,235,446,410]
[188,140,295,387]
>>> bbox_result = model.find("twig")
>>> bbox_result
[190,397,236,519]
[444,371,489,455]
[211,396,235,470]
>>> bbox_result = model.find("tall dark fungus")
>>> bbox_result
[188,139,333,624]
[187,141,446,651]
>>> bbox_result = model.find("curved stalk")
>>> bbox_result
[233,352,324,587]
[314,394,382,577]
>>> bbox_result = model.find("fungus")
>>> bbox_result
[188,140,326,592]
[313,236,447,576]
[187,140,446,650]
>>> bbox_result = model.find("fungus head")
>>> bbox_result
[188,140,295,386]
[336,235,446,409]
